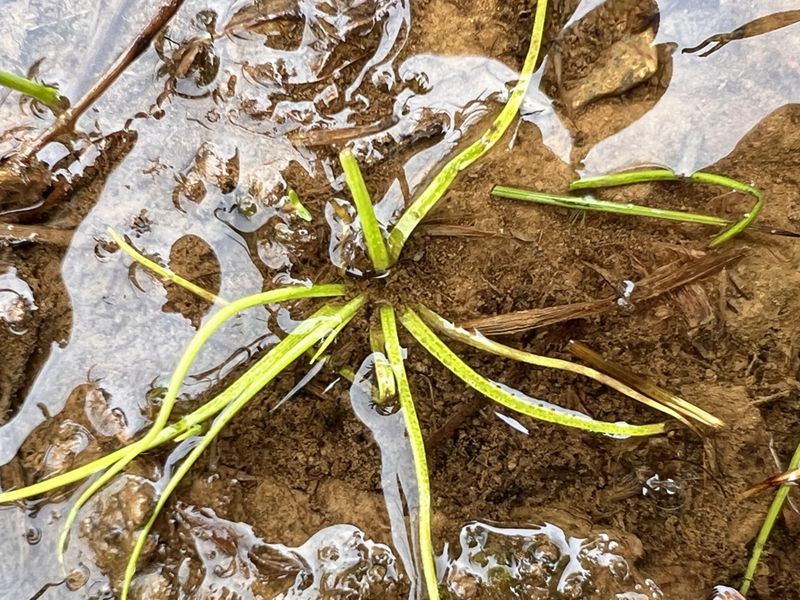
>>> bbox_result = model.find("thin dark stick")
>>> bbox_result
[21,0,184,160]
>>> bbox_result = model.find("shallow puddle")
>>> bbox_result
[1,0,799,598]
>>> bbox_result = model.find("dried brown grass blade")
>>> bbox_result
[742,468,800,499]
[567,340,724,429]
[461,248,745,335]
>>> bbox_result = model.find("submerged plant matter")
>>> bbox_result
[0,2,737,598]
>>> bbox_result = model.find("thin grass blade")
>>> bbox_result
[492,186,732,227]
[56,284,346,554]
[400,308,666,437]
[0,69,62,107]
[386,0,549,262]
[568,168,764,247]
[416,305,711,431]
[370,324,396,403]
[120,296,365,599]
[379,305,439,600]
[108,228,227,305]
[740,441,800,595]
[340,149,390,272]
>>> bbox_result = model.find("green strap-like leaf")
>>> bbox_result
[386,0,549,262]
[740,440,800,595]
[340,149,390,272]
[400,307,666,437]
[379,305,439,600]
[108,228,228,305]
[417,305,722,429]
[56,284,347,555]
[120,296,365,599]
[0,69,62,107]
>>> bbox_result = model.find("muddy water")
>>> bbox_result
[1,0,799,598]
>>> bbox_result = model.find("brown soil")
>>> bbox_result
[2,0,799,599]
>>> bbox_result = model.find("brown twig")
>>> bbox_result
[566,340,724,429]
[461,248,746,335]
[20,0,184,160]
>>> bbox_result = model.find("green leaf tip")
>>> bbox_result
[385,0,549,262]
[400,307,666,438]
[567,168,764,247]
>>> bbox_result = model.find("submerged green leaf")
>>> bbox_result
[120,296,365,599]
[0,69,62,107]
[379,305,439,600]
[57,283,347,556]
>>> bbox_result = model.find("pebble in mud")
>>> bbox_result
[561,28,659,110]
[444,521,664,599]
[78,475,157,581]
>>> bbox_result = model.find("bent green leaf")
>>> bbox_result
[386,0,549,262]
[0,69,62,107]
[569,168,764,247]
[58,283,347,555]
[121,296,365,599]
[400,307,666,437]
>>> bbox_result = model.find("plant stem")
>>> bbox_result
[380,305,439,600]
[340,149,390,272]
[385,0,549,262]
[569,168,764,247]
[740,441,800,595]
[22,0,184,160]
[0,69,61,107]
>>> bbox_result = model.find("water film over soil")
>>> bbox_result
[0,0,799,598]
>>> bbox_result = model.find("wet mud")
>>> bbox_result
[1,0,799,598]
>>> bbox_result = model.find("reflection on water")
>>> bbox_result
[573,0,800,175]
[444,521,664,599]
[167,507,405,599]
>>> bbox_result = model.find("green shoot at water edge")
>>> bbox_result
[340,148,391,272]
[287,188,313,221]
[385,0,549,262]
[379,305,439,600]
[0,68,62,107]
